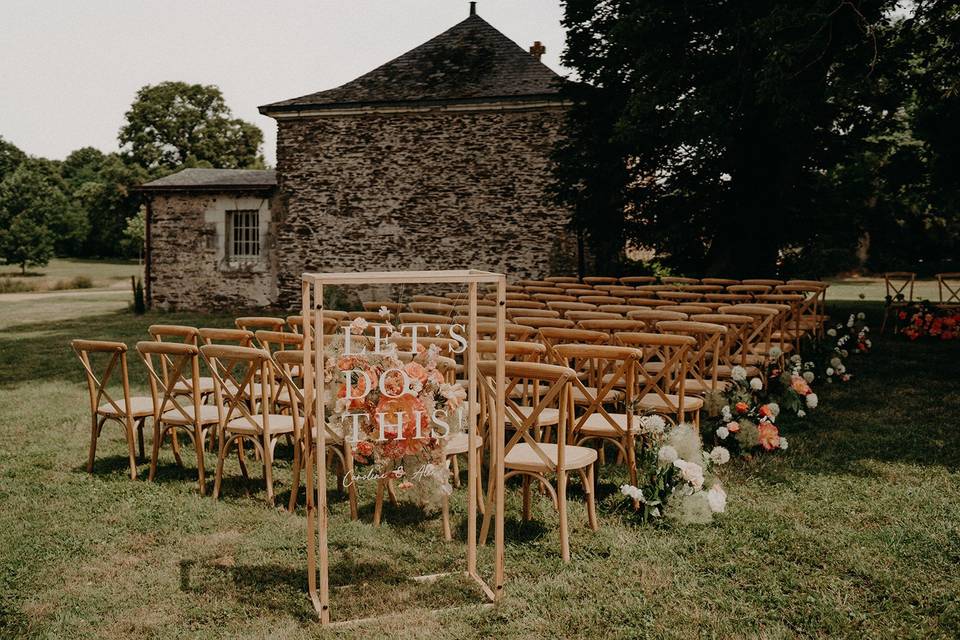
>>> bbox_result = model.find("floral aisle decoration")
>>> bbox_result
[620,418,729,524]
[764,354,819,417]
[702,365,792,457]
[323,317,468,510]
[896,302,960,340]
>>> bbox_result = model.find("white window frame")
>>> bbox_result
[227,209,261,261]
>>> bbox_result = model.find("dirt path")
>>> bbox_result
[0,286,129,303]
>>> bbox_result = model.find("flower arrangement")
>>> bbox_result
[765,355,819,416]
[897,302,960,340]
[703,365,790,457]
[620,420,729,524]
[324,317,467,510]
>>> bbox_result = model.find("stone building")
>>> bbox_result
[141,5,572,309]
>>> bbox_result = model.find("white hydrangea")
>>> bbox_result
[827,328,837,337]
[710,446,730,465]
[749,377,763,391]
[640,414,666,435]
[826,367,834,376]
[707,484,727,513]
[767,402,780,418]
[779,437,789,451]
[769,346,782,359]
[716,426,729,440]
[731,365,747,382]
[790,354,802,364]
[803,371,815,383]
[857,312,866,320]
[658,445,679,464]
[806,393,818,409]
[721,405,732,421]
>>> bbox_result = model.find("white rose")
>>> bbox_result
[721,405,732,421]
[673,459,705,489]
[797,409,806,418]
[749,377,763,391]
[857,312,866,320]
[769,346,782,359]
[803,371,815,383]
[707,484,727,513]
[716,426,729,440]
[658,445,679,464]
[620,484,645,502]
[767,402,780,418]
[827,328,837,337]
[710,446,730,465]
[826,367,834,376]
[779,437,789,451]
[731,366,747,382]
[641,415,666,435]
[806,393,818,409]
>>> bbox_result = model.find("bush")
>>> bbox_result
[51,276,93,290]
[0,278,35,294]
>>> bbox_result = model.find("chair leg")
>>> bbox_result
[194,426,206,496]
[263,437,275,506]
[373,479,385,527]
[123,417,138,481]
[626,436,639,510]
[581,466,599,531]
[557,469,570,563]
[87,415,104,473]
[170,429,184,467]
[521,475,531,521]
[386,480,398,505]
[441,495,452,541]
[288,437,302,513]
[344,447,358,521]
[451,454,461,488]
[136,418,146,461]
[213,436,228,499]
[148,422,163,482]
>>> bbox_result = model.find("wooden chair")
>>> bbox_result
[361,301,404,314]
[598,304,646,315]
[614,332,699,426]
[566,310,622,322]
[545,276,581,284]
[881,273,915,331]
[532,293,579,303]
[661,276,699,286]
[659,304,712,315]
[577,318,646,336]
[690,313,762,379]
[148,324,215,397]
[656,290,703,302]
[619,276,657,286]
[717,304,780,366]
[72,340,153,480]
[523,286,565,295]
[506,308,561,320]
[137,341,220,493]
[936,273,960,310]
[726,284,772,298]
[742,278,784,286]
[235,316,285,333]
[501,299,546,311]
[410,295,453,305]
[477,361,598,562]
[201,344,293,506]
[409,301,454,315]
[701,277,739,286]
[514,316,576,330]
[626,309,688,323]
[625,297,675,308]
[578,295,625,305]
[582,276,618,285]
[656,320,726,395]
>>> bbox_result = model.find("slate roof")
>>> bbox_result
[139,168,276,192]
[259,13,566,114]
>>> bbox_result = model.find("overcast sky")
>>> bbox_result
[0,0,570,166]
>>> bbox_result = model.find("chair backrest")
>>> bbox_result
[148,324,200,344]
[690,313,755,368]
[625,297,675,308]
[200,344,275,436]
[235,316,285,332]
[613,332,695,419]
[409,301,454,315]
[726,284,772,296]
[619,276,657,286]
[506,308,560,320]
[661,276,700,285]
[361,301,404,314]
[501,299,546,310]
[255,330,304,353]
[701,277,739,286]
[683,284,725,293]
[271,349,328,445]
[742,279,784,286]
[717,304,778,354]
[656,290,703,302]
[659,304,712,315]
[136,341,203,424]
[566,311,622,322]
[553,343,642,437]
[598,304,646,315]
[578,295,625,305]
[704,293,752,304]
[544,276,580,284]
[410,295,452,305]
[398,312,452,326]
[576,318,646,336]
[523,286,565,295]
[472,322,534,342]
[626,309,688,323]
[531,293,579,303]
[198,327,254,346]
[513,316,576,329]
[883,272,916,303]
[71,339,136,421]
[937,273,960,305]
[546,301,598,313]
[582,276,618,285]
[656,320,726,392]
[477,360,577,472]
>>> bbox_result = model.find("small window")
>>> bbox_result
[228,209,260,260]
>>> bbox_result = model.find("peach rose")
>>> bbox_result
[735,401,749,414]
[374,394,429,456]
[338,371,370,410]
[726,421,740,433]
[758,421,780,451]
[404,361,429,384]
[790,374,811,395]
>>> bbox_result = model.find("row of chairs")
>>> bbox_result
[882,271,960,333]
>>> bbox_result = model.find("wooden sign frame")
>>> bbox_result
[300,269,507,625]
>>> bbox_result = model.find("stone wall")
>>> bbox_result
[272,106,573,307]
[148,191,277,310]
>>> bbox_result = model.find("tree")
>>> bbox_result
[72,154,147,257]
[0,136,27,183]
[0,212,54,273]
[0,159,88,256]
[555,0,902,276]
[122,206,146,261]
[119,81,265,171]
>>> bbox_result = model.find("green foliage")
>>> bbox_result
[71,154,147,258]
[0,136,27,183]
[555,1,959,277]
[132,277,146,314]
[119,81,265,171]
[0,212,55,273]
[121,206,146,259]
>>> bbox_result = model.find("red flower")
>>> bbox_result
[735,401,749,414]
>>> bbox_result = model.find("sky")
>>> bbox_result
[0,0,571,167]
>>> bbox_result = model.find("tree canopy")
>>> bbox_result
[119,81,265,171]
[555,0,960,277]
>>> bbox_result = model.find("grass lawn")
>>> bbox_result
[1,299,958,639]
[0,258,142,293]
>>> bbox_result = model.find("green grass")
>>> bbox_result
[0,258,142,293]
[1,299,958,639]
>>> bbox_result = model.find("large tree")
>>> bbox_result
[555,0,902,276]
[119,81,265,171]
[0,212,54,274]
[0,159,87,256]
[0,136,27,183]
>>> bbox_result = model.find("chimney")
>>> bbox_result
[469,2,476,16]
[529,41,546,61]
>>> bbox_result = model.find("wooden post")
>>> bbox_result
[494,275,506,599]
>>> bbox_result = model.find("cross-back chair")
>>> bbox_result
[937,273,960,309]
[613,332,699,426]
[656,320,726,395]
[72,339,153,480]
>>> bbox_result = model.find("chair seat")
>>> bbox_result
[599,373,628,388]
[98,396,155,418]
[443,431,483,455]
[173,376,216,395]
[716,364,762,378]
[505,442,598,472]
[160,404,221,425]
[579,412,638,437]
[507,406,560,426]
[636,393,704,413]
[226,413,295,435]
